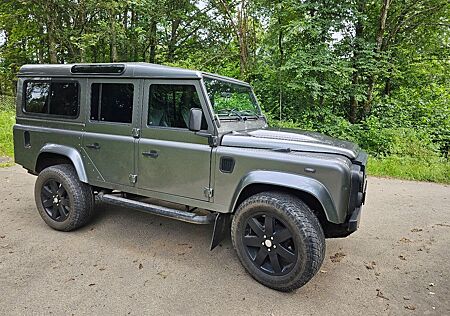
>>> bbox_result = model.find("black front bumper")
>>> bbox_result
[347,205,362,233]
[324,151,367,238]
[324,204,363,238]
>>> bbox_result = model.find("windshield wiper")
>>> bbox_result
[217,108,244,121]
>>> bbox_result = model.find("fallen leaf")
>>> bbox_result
[157,271,168,279]
[320,270,327,273]
[399,237,412,243]
[139,263,143,270]
[376,289,389,300]
[88,283,96,287]
[435,223,450,227]
[429,282,435,287]
[365,261,376,270]
[404,305,416,311]
[0,235,5,239]
[411,228,422,233]
[403,296,411,300]
[399,255,406,261]
[330,252,346,263]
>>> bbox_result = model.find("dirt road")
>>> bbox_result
[1,165,449,315]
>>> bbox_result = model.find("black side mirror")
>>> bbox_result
[188,108,203,132]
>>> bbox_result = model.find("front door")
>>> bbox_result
[137,80,214,201]
[83,79,141,187]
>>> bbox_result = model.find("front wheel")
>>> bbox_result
[231,192,325,292]
[35,164,94,231]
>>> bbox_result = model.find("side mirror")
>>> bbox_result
[188,108,203,132]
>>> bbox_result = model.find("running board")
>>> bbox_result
[97,193,216,225]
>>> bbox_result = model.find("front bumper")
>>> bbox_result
[324,204,363,238]
[325,151,367,238]
[347,205,362,233]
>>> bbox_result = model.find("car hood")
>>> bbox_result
[221,128,360,159]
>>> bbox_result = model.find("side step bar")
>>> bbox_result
[97,193,216,225]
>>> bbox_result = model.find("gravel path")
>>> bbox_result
[1,165,449,315]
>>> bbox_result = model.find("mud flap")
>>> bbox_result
[210,213,231,250]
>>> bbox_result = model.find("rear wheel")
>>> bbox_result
[231,191,325,292]
[35,164,93,231]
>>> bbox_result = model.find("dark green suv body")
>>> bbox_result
[14,63,367,291]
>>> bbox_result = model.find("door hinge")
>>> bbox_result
[132,128,140,138]
[204,187,214,199]
[129,174,137,184]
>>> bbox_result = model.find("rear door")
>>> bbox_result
[83,78,141,187]
[137,79,214,201]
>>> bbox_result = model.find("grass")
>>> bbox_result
[0,95,15,166]
[368,156,450,184]
[0,108,15,158]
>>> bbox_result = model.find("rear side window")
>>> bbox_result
[90,83,134,124]
[24,81,79,117]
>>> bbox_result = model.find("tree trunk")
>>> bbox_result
[46,5,58,64]
[277,1,284,121]
[149,21,157,63]
[110,8,118,62]
[237,0,249,78]
[364,0,391,116]
[349,1,365,123]
[167,18,181,62]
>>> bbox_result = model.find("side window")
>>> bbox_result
[24,81,79,117]
[148,84,207,129]
[90,83,134,124]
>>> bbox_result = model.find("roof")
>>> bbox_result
[18,62,249,86]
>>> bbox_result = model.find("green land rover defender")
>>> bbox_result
[13,63,367,291]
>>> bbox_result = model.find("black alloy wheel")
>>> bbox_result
[41,179,71,222]
[243,213,297,276]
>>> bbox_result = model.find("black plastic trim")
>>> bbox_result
[71,64,125,74]
[219,156,235,173]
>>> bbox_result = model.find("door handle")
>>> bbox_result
[142,150,159,158]
[86,143,101,149]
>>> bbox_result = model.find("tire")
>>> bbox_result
[231,191,325,292]
[35,164,94,231]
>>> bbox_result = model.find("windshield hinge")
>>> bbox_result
[209,135,218,147]
[132,128,140,138]
[129,174,137,184]
[204,187,214,199]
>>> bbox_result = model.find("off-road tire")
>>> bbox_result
[35,164,94,231]
[231,191,325,292]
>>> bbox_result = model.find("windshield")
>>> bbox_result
[203,77,261,119]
